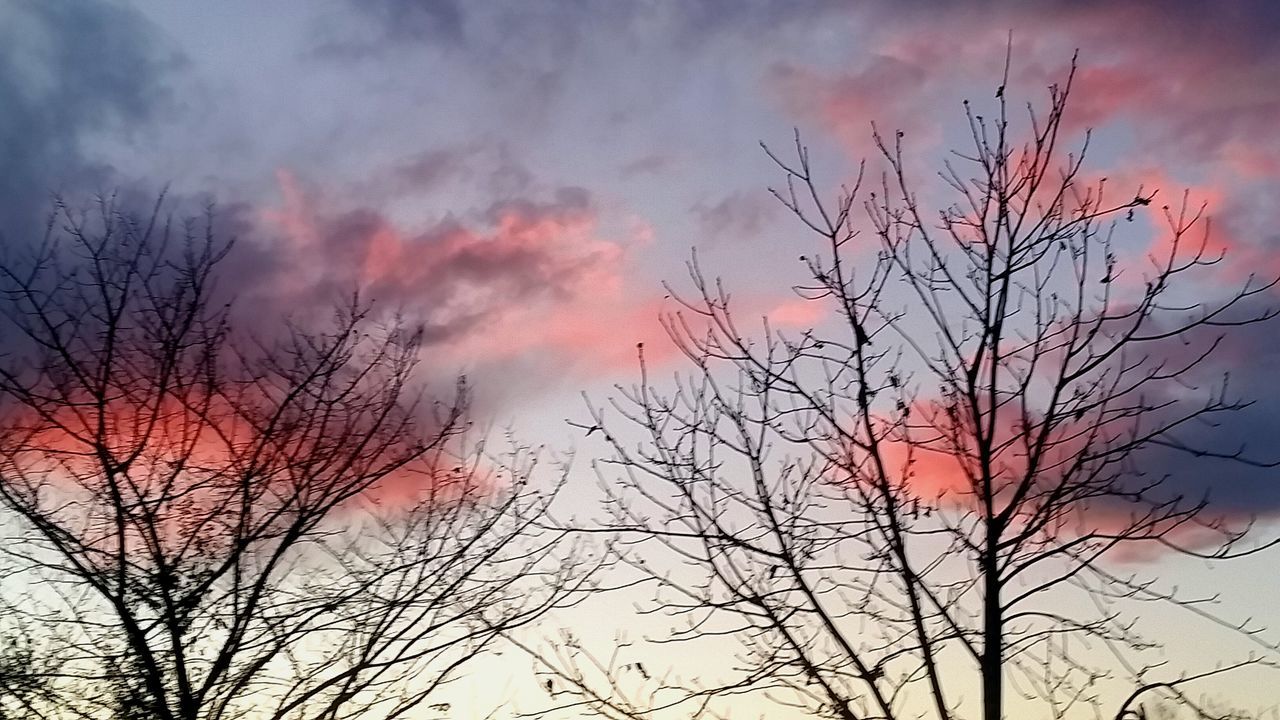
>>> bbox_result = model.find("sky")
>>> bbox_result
[4,0,1280,717]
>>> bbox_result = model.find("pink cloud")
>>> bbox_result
[454,296,678,374]
[765,297,826,329]
[768,56,940,158]
[1067,165,1280,285]
[770,3,1280,184]
[767,2,1280,329]
[255,170,670,382]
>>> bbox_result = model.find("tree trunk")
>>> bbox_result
[982,539,1003,720]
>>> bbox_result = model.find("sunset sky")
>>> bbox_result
[4,1,1280,717]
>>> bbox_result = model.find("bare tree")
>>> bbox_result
[545,59,1280,720]
[0,196,591,720]
[0,613,57,720]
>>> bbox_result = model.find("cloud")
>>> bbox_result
[246,171,667,389]
[310,1,584,114]
[367,140,535,201]
[765,298,826,330]
[768,55,942,157]
[314,0,852,129]
[0,0,176,245]
[618,153,679,179]
[344,0,467,48]
[328,1,848,57]
[765,1,1280,172]
[261,173,602,326]
[1120,306,1280,522]
[753,1,1280,531]
[690,190,777,243]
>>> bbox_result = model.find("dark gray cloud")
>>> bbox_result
[1133,307,1280,519]
[0,0,176,245]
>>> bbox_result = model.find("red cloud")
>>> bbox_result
[859,401,1246,565]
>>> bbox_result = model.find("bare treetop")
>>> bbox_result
[0,196,594,720]
[536,60,1280,720]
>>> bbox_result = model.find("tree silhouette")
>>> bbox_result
[545,59,1280,720]
[0,196,590,720]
